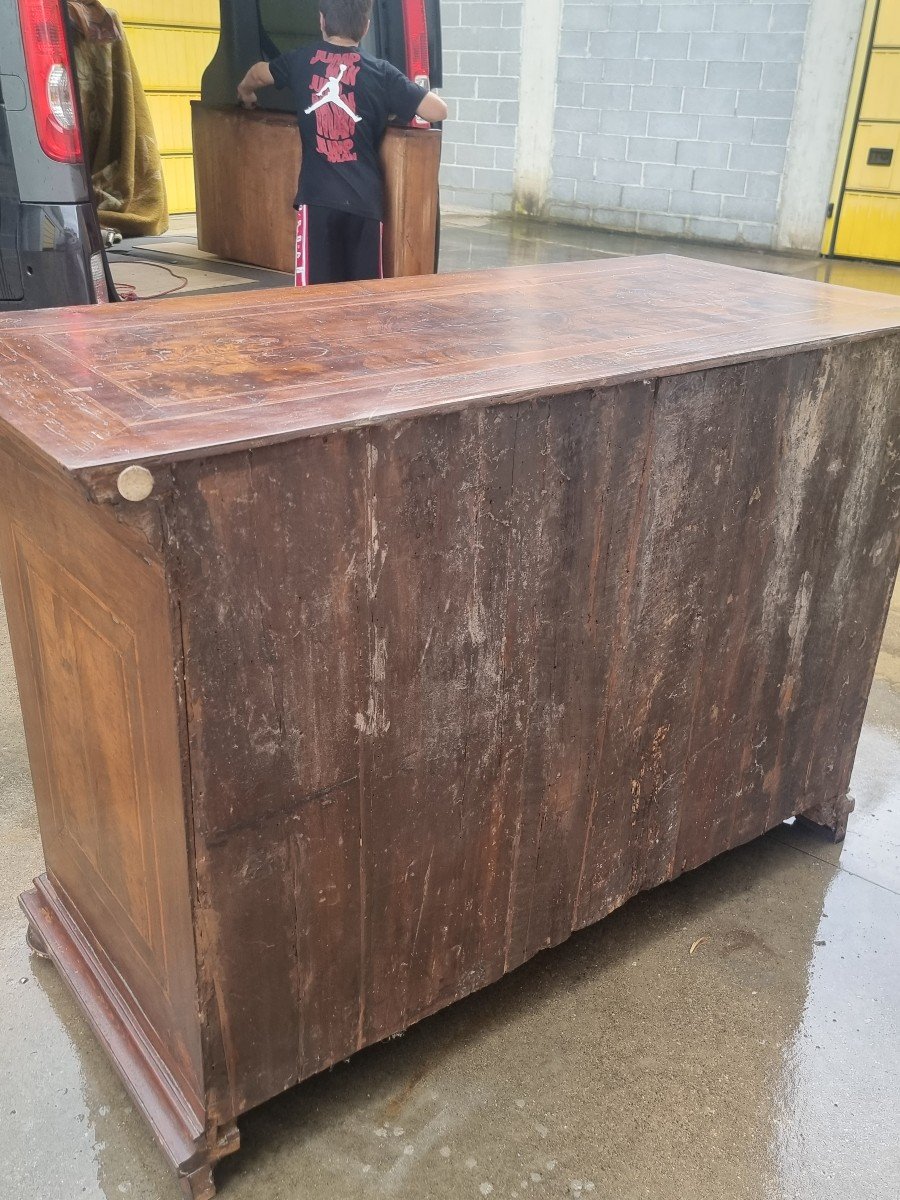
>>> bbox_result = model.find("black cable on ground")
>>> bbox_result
[106,250,190,300]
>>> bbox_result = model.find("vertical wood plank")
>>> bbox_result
[770,337,900,821]
[672,353,822,874]
[576,364,749,922]
[357,408,517,1039]
[170,432,367,1117]
[504,385,655,962]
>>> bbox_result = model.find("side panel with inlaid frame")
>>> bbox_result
[0,438,203,1111]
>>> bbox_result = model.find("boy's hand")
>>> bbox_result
[237,62,275,108]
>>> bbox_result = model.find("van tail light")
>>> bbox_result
[18,0,84,163]
[401,0,431,128]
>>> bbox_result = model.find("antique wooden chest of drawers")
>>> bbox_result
[1,257,898,1197]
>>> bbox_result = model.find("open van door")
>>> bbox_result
[200,0,441,112]
[193,0,442,278]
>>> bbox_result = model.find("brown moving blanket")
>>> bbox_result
[70,2,169,237]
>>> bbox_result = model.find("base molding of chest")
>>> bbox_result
[19,877,240,1195]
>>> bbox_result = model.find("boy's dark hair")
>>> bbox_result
[319,0,373,42]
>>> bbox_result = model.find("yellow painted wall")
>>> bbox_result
[828,0,900,263]
[878,575,900,685]
[115,2,220,214]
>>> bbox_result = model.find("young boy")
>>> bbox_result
[238,0,448,286]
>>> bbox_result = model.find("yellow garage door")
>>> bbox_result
[827,0,900,263]
[116,1,220,214]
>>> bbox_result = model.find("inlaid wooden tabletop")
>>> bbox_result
[1,254,899,476]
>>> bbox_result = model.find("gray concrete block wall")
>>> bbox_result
[547,0,811,246]
[439,0,524,214]
[438,0,818,249]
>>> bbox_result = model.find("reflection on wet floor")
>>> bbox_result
[1,215,899,1199]
[437,212,900,297]
[772,870,898,1199]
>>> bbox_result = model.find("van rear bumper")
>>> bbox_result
[0,202,102,312]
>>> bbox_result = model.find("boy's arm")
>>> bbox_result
[384,63,448,125]
[417,91,449,123]
[237,61,276,108]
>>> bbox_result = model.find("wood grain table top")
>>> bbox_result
[1,254,899,477]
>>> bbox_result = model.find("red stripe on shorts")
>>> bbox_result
[295,206,308,287]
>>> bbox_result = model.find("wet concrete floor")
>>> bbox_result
[2,218,900,1200]
[115,210,900,301]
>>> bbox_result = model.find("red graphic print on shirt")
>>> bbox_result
[306,49,361,164]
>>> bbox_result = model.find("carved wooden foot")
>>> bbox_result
[25,919,51,960]
[179,1165,215,1200]
[795,792,855,843]
[177,1123,240,1200]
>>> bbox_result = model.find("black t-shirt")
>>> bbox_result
[269,41,427,222]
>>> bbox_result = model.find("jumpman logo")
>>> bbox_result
[304,64,362,123]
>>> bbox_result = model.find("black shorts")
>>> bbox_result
[295,204,384,287]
